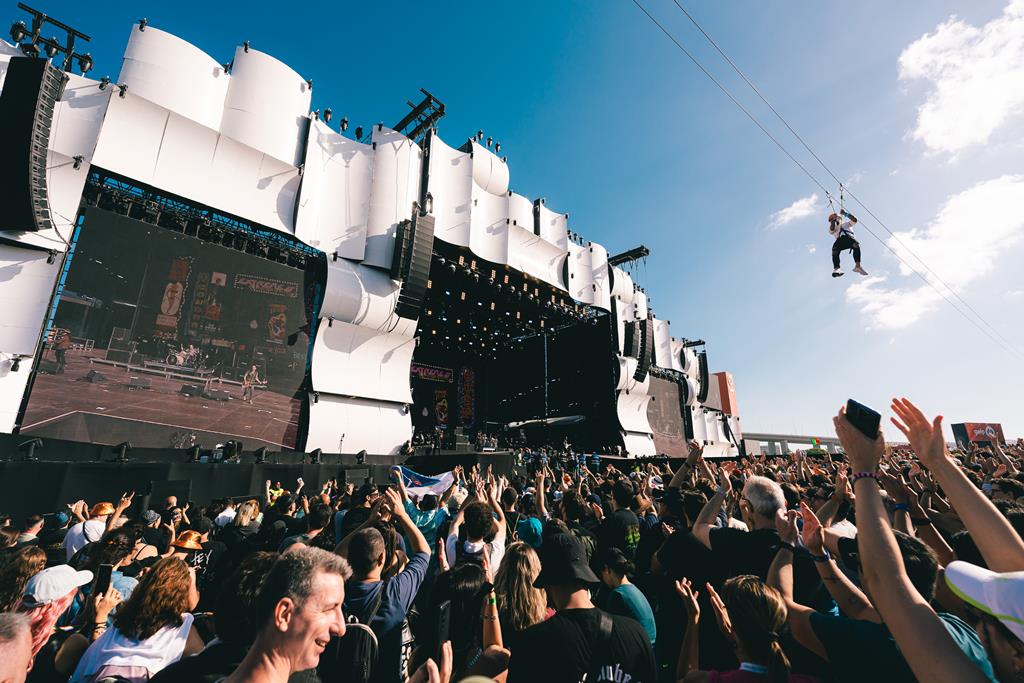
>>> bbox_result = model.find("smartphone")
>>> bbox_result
[94,563,114,596]
[846,399,881,440]
[433,600,451,665]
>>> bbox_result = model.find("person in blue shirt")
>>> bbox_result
[391,466,456,548]
[598,547,657,645]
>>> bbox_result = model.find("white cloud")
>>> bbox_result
[767,193,819,230]
[899,0,1024,155]
[1006,289,1024,300]
[805,244,817,255]
[846,174,1024,329]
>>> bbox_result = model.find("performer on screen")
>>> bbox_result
[241,364,264,405]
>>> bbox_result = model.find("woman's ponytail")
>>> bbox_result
[766,636,792,683]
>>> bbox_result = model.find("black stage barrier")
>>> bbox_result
[0,434,514,517]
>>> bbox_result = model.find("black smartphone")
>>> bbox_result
[433,600,451,665]
[846,399,881,440]
[94,563,113,595]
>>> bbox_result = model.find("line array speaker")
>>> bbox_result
[391,212,436,319]
[0,57,67,232]
[697,350,710,403]
[624,319,641,359]
[633,316,654,382]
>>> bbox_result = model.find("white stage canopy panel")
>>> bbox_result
[426,134,473,248]
[468,189,510,265]
[118,24,228,130]
[470,140,509,195]
[623,432,656,457]
[295,119,373,258]
[617,391,654,435]
[311,320,414,403]
[0,245,60,357]
[221,46,310,167]
[669,339,687,373]
[50,73,108,164]
[306,393,411,455]
[652,318,673,370]
[536,201,569,250]
[507,222,567,291]
[364,126,422,270]
[320,258,415,336]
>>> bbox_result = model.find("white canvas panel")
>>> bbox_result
[690,406,708,442]
[365,126,421,270]
[507,192,533,231]
[684,377,699,407]
[610,266,635,303]
[207,135,301,234]
[507,224,567,291]
[615,356,637,392]
[536,202,568,250]
[427,134,472,247]
[469,189,510,265]
[669,339,686,373]
[729,414,743,442]
[118,24,228,130]
[221,46,310,166]
[39,150,88,248]
[683,347,698,376]
[567,242,594,305]
[91,93,168,186]
[152,112,220,201]
[623,432,656,457]
[306,393,411,455]
[311,320,414,403]
[612,299,628,356]
[295,120,373,257]
[634,289,648,321]
[50,73,108,162]
[0,245,59,356]
[0,361,32,433]
[590,242,611,312]
[617,391,653,434]
[652,318,672,369]
[470,141,509,195]
[321,258,415,336]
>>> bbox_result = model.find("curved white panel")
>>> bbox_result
[612,299,629,355]
[221,46,310,166]
[469,189,510,265]
[508,192,533,230]
[321,258,415,336]
[470,141,509,195]
[652,318,672,369]
[40,150,88,249]
[684,377,700,407]
[427,134,472,247]
[568,242,595,305]
[536,202,568,250]
[690,406,708,442]
[365,126,422,270]
[634,289,648,321]
[610,266,635,303]
[0,245,59,356]
[90,92,167,186]
[0,360,32,433]
[507,223,567,290]
[295,120,373,257]
[50,73,108,162]
[623,432,656,457]
[618,392,654,434]
[590,242,611,312]
[311,320,414,403]
[616,356,637,392]
[670,339,687,373]
[306,393,411,455]
[118,24,228,130]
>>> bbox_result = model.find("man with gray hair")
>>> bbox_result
[222,545,352,683]
[0,612,32,683]
[693,469,792,580]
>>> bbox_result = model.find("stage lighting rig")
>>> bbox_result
[114,441,132,463]
[324,108,332,123]
[187,445,201,463]
[354,126,363,140]
[254,446,268,464]
[18,438,42,461]
[309,448,322,464]
[9,3,93,73]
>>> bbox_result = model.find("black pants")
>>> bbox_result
[832,235,861,268]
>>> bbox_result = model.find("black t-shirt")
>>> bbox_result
[26,629,74,683]
[507,607,656,683]
[149,642,317,683]
[143,526,172,554]
[599,509,641,561]
[708,527,781,580]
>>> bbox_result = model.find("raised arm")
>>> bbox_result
[836,408,990,683]
[891,398,1024,572]
[386,489,430,556]
[767,509,829,660]
[692,467,730,550]
[391,467,410,503]
[800,502,878,623]
[669,441,703,489]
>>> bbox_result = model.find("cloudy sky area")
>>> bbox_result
[60,1,1024,438]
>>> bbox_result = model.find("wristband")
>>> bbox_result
[776,542,795,554]
[850,471,879,484]
[892,503,911,512]
[911,516,933,527]
[487,595,497,606]
[810,550,831,563]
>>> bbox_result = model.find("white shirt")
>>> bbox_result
[71,613,194,682]
[446,525,506,570]
[214,508,236,527]
[829,219,856,240]
[64,519,107,561]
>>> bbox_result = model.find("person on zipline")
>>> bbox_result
[829,209,867,277]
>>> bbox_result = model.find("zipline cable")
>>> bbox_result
[668,0,1023,357]
[629,0,1023,361]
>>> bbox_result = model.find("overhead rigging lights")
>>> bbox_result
[630,0,1023,361]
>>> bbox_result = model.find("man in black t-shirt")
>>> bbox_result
[597,480,641,562]
[508,534,656,683]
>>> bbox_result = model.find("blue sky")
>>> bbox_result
[41,1,1024,438]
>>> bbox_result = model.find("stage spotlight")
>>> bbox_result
[9,20,26,42]
[309,448,323,464]
[139,18,148,31]
[243,40,250,53]
[340,116,349,131]
[44,37,58,58]
[10,356,21,372]
[18,438,42,462]
[476,130,484,141]
[448,263,457,273]
[423,192,433,214]
[437,257,446,266]
[254,446,268,464]
[356,449,367,465]
[323,108,331,122]
[99,76,110,90]
[77,53,93,74]
[354,126,363,139]
[20,41,39,58]
[114,441,132,463]
[486,137,493,147]
[494,142,501,153]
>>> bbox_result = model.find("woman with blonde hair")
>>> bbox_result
[0,545,46,612]
[675,574,817,683]
[494,541,549,653]
[70,557,203,682]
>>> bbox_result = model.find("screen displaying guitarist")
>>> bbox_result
[241,364,266,405]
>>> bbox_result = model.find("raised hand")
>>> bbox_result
[890,398,947,470]
[775,508,799,545]
[674,578,700,624]
[800,501,825,555]
[706,582,734,641]
[834,406,884,474]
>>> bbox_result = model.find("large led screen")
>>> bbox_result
[21,208,310,450]
[648,375,687,456]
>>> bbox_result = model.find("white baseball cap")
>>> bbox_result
[945,560,1024,643]
[23,565,93,606]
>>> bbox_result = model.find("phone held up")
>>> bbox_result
[846,399,881,440]
[93,563,114,596]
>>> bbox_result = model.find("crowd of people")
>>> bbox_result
[1,397,1022,683]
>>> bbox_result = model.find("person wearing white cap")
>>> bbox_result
[945,561,1024,682]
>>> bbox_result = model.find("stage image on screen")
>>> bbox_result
[21,208,311,450]
[648,375,687,457]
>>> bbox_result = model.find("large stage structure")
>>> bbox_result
[0,10,742,459]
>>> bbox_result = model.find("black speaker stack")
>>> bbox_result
[633,316,654,382]
[391,212,436,319]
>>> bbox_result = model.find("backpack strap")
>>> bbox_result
[360,578,389,626]
[585,612,615,682]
